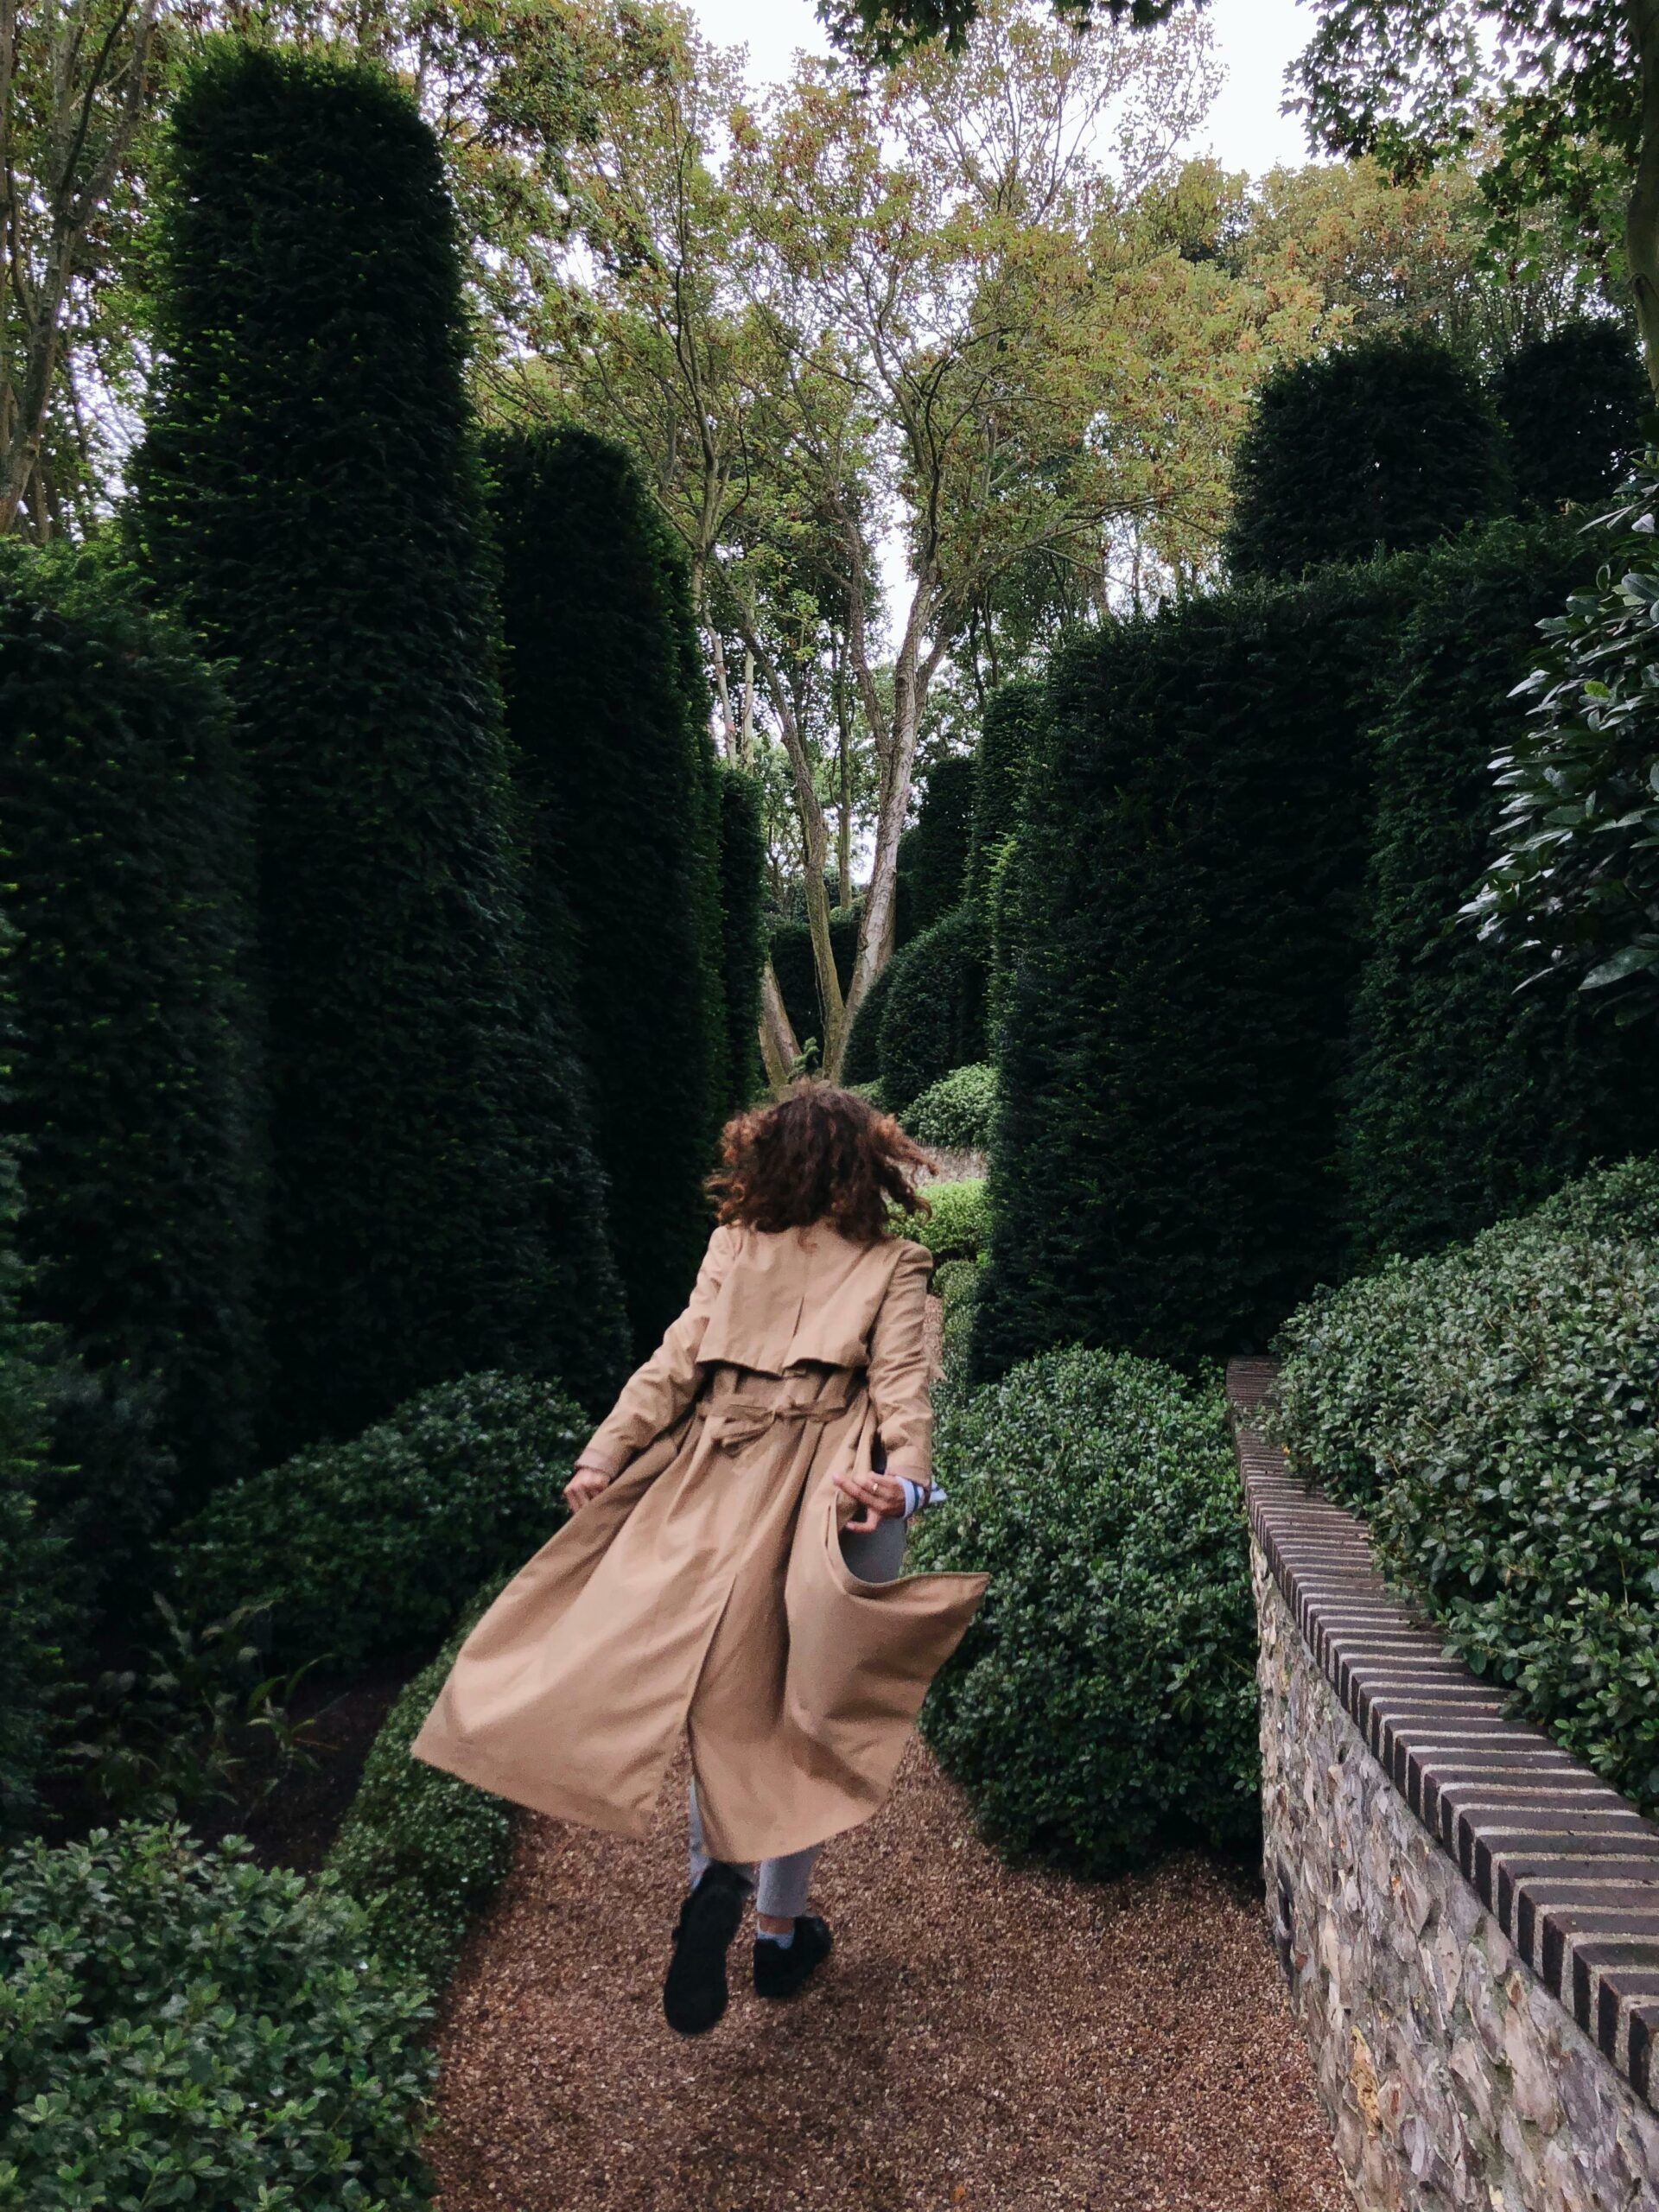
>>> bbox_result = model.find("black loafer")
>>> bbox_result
[753,1914,834,2000]
[663,1865,748,2037]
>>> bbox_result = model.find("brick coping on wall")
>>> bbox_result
[1227,1357,1659,2116]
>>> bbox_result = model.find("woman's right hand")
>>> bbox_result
[564,1462,611,1512]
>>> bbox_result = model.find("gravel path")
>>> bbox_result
[428,1745,1344,2212]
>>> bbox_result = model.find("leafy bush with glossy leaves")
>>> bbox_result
[176,1373,582,1669]
[327,1583,510,1989]
[0,1822,435,2209]
[912,1346,1257,1872]
[904,1063,996,1153]
[1465,458,1659,1025]
[900,1179,987,1262]
[1272,1158,1659,1814]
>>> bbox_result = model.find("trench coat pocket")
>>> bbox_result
[782,1485,987,1789]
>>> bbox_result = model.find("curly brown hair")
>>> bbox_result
[706,1080,937,1243]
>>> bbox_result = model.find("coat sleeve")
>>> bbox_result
[575,1225,736,1476]
[866,1241,935,1482]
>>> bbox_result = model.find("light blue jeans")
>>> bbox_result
[687,1511,908,1919]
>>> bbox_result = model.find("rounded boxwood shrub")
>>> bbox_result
[878,905,987,1114]
[176,1373,584,1669]
[899,1177,988,1262]
[0,1822,435,2209]
[1493,320,1647,518]
[912,1346,1258,1873]
[1273,1157,1659,1815]
[328,1583,511,1990]
[904,1063,996,1154]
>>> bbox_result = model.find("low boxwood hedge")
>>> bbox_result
[175,1372,584,1670]
[1272,1157,1659,1815]
[0,1821,435,2209]
[904,1064,995,1154]
[911,1345,1258,1873]
[327,1584,514,1990]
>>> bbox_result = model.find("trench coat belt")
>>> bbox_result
[698,1391,855,1452]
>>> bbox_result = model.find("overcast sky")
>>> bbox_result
[683,0,1319,177]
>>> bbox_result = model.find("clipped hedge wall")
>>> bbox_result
[136,46,559,1451]
[716,762,768,1109]
[974,561,1414,1380]
[895,753,976,945]
[328,1583,511,1989]
[1273,1159,1659,1816]
[1343,519,1659,1262]
[177,1372,583,1670]
[486,424,725,1357]
[767,906,861,1064]
[878,905,988,1115]
[0,956,57,1835]
[912,1346,1258,1872]
[0,546,262,1503]
[965,680,1042,917]
[839,959,892,1087]
[1494,320,1647,518]
[1225,329,1510,580]
[0,1823,435,2208]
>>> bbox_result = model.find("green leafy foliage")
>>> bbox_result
[931,1255,982,1393]
[0,544,262,1504]
[1224,329,1510,580]
[176,1374,583,1672]
[0,1822,435,2209]
[965,681,1042,916]
[135,46,569,1452]
[1466,457,1659,1023]
[899,1177,987,1261]
[1344,519,1659,1260]
[1272,1159,1659,1815]
[716,764,768,1109]
[895,754,976,945]
[486,424,725,1356]
[1493,321,1648,519]
[974,562,1413,1380]
[328,1585,512,1990]
[0,929,58,1834]
[879,905,988,1113]
[903,1063,996,1153]
[912,1346,1258,1872]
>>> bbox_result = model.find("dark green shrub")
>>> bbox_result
[898,1177,987,1262]
[840,959,893,1085]
[0,1823,435,2207]
[0,944,58,1834]
[931,1255,981,1392]
[1343,520,1659,1262]
[766,905,861,1063]
[328,1583,512,1989]
[176,1373,583,1670]
[974,563,1413,1381]
[912,1347,1257,1872]
[486,424,724,1356]
[716,763,768,1109]
[895,753,976,944]
[1225,329,1510,580]
[0,546,261,1503]
[965,680,1042,915]
[879,905,987,1114]
[904,1063,996,1153]
[135,46,561,1450]
[1272,1158,1659,1815]
[1494,321,1647,518]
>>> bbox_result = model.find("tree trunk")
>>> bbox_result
[758,959,799,1091]
[1628,0,1659,396]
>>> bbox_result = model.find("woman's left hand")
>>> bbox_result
[834,1467,908,1534]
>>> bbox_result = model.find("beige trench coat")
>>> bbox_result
[410,1220,988,1862]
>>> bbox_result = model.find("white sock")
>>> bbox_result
[757,1923,796,1948]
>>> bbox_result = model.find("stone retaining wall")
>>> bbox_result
[1230,1360,1659,2212]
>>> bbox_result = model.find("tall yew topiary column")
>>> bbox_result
[486,425,726,1356]
[0,548,263,1502]
[715,762,767,1113]
[135,46,618,1446]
